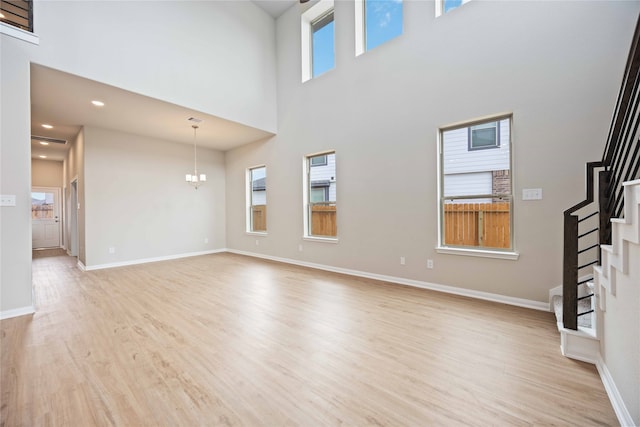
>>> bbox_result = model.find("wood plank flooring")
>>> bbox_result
[1,252,618,426]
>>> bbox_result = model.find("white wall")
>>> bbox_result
[83,127,226,267]
[225,1,640,303]
[0,0,277,315]
[32,1,277,132]
[602,240,640,423]
[597,181,640,424]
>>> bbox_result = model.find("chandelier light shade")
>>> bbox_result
[186,122,206,189]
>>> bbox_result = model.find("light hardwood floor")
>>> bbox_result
[1,252,617,426]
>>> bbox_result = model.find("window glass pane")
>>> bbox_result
[310,155,328,166]
[443,0,463,13]
[31,192,54,219]
[310,188,326,202]
[365,0,403,51]
[250,166,267,232]
[441,118,512,250]
[312,12,335,77]
[308,152,337,237]
[470,122,499,149]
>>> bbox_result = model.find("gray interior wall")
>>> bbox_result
[0,36,35,314]
[31,159,63,188]
[62,130,85,263]
[225,1,640,303]
[32,1,277,132]
[83,126,226,267]
[0,0,276,314]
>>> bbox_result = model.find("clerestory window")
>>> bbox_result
[301,0,335,82]
[355,0,403,56]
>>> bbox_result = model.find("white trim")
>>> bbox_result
[303,236,339,244]
[83,249,226,271]
[436,246,520,260]
[77,260,86,271]
[557,324,599,364]
[0,305,35,320]
[246,232,268,237]
[596,354,635,427]
[0,22,39,45]
[354,0,365,56]
[227,248,548,311]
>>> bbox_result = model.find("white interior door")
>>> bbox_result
[32,187,61,249]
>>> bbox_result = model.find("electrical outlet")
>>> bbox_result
[298,244,303,252]
[256,240,259,246]
[427,259,434,269]
[108,247,115,254]
[204,237,209,244]
[400,256,406,265]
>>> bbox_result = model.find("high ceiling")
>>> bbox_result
[30,1,298,162]
[251,0,297,18]
[30,65,274,161]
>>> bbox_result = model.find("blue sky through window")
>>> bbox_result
[312,17,334,77]
[444,0,463,13]
[365,0,402,51]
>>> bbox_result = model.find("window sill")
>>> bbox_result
[1,23,39,45]
[303,236,339,244]
[436,246,519,260]
[246,231,267,237]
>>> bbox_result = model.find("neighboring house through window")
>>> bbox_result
[305,152,337,238]
[439,116,513,252]
[247,166,267,233]
[0,0,38,44]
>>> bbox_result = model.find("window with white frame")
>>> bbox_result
[435,0,471,17]
[439,116,513,251]
[304,152,337,238]
[355,0,403,56]
[469,121,500,150]
[301,0,335,82]
[247,166,267,233]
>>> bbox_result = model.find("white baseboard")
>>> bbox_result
[227,249,549,312]
[596,354,635,427]
[0,305,35,320]
[83,249,226,271]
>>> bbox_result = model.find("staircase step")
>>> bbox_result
[552,293,593,328]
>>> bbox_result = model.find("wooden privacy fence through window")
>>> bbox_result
[444,202,510,248]
[311,204,337,237]
[251,205,267,232]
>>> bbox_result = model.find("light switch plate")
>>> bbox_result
[522,188,543,200]
[0,195,16,206]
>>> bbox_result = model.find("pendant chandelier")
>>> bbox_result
[185,121,206,189]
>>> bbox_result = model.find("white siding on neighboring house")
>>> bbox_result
[310,153,337,201]
[444,172,492,199]
[252,189,266,205]
[443,119,510,175]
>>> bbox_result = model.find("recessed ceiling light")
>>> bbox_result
[91,100,105,107]
[39,155,47,159]
[42,124,53,129]
[39,141,49,146]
